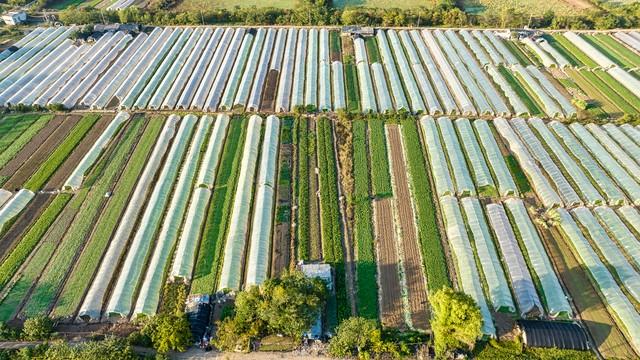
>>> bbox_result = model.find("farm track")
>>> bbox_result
[386,125,429,331]
[373,197,405,329]
[0,116,65,184]
[260,70,279,112]
[43,115,113,191]
[0,194,53,261]
[3,115,81,191]
[271,142,292,277]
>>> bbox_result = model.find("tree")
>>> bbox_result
[21,315,54,341]
[149,314,193,353]
[430,287,482,357]
[328,317,398,359]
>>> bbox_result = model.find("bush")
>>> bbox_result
[430,287,482,357]
[21,315,54,340]
[328,317,399,359]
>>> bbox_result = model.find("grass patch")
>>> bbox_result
[580,70,638,114]
[0,114,41,152]
[296,118,310,260]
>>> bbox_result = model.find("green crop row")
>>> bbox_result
[365,37,381,63]
[0,115,52,170]
[0,189,88,321]
[24,114,99,191]
[593,34,640,68]
[541,35,580,67]
[584,34,637,69]
[498,66,543,117]
[0,194,70,291]
[505,154,532,194]
[344,62,360,113]
[21,116,140,318]
[52,117,161,319]
[593,70,640,112]
[0,114,40,153]
[330,31,341,59]
[190,117,245,295]
[504,40,531,66]
[565,69,618,115]
[399,119,450,292]
[580,70,638,114]
[296,118,311,260]
[552,34,598,68]
[352,120,378,320]
[368,117,392,198]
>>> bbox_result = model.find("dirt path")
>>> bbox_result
[0,193,53,261]
[0,115,64,185]
[386,125,430,331]
[271,137,292,277]
[3,115,81,190]
[44,115,113,191]
[260,70,279,112]
[373,197,406,329]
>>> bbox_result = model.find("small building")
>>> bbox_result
[517,320,591,351]
[300,263,333,340]
[341,25,374,37]
[2,11,27,26]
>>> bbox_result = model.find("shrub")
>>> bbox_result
[430,287,482,357]
[21,315,54,340]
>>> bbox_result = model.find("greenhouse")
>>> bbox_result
[536,38,571,68]
[419,116,454,197]
[614,32,640,53]
[387,30,426,113]
[246,115,280,286]
[236,29,272,110]
[504,198,572,318]
[526,66,575,117]
[354,38,377,113]
[485,64,529,116]
[472,30,503,65]
[189,28,233,110]
[305,29,318,108]
[572,207,640,303]
[218,115,263,291]
[618,205,640,237]
[511,64,564,118]
[438,117,475,196]
[331,61,346,111]
[460,197,515,313]
[601,124,640,161]
[548,121,626,206]
[398,30,441,114]
[0,189,34,232]
[486,203,544,318]
[564,32,616,69]
[64,112,130,190]
[218,31,257,111]
[494,118,562,208]
[594,206,640,271]
[528,118,603,206]
[0,27,44,62]
[620,124,640,145]
[318,29,331,111]
[483,31,519,66]
[106,114,196,318]
[275,28,298,112]
[78,116,179,322]
[371,63,393,113]
[474,120,518,197]
[455,118,495,193]
[459,29,490,66]
[290,29,308,110]
[0,190,12,208]
[197,114,230,188]
[511,118,581,206]
[203,29,246,112]
[440,196,495,337]
[522,37,556,68]
[270,28,287,71]
[555,208,640,354]
[32,44,91,107]
[376,30,409,111]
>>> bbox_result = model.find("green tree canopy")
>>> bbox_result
[430,287,482,357]
[328,317,399,359]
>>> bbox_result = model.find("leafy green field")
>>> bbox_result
[296,118,311,261]
[552,34,597,68]
[368,118,392,198]
[579,70,639,114]
[176,0,296,11]
[497,66,543,117]
[0,115,52,169]
[584,34,640,69]
[0,114,41,152]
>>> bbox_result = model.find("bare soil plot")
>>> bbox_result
[260,70,279,112]
[0,194,53,261]
[386,125,430,331]
[271,141,292,277]
[0,115,65,184]
[373,197,405,329]
[43,115,113,191]
[2,115,81,191]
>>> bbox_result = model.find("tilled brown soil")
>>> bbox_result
[3,115,81,191]
[271,143,292,277]
[260,70,279,112]
[373,197,405,329]
[0,115,64,182]
[44,115,113,191]
[0,193,53,261]
[387,125,430,331]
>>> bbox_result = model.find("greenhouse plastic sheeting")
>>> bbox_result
[486,203,543,318]
[472,30,503,65]
[603,124,640,161]
[614,32,640,53]
[529,118,603,206]
[0,189,34,232]
[485,64,529,116]
[474,120,518,197]
[613,66,640,98]
[594,206,640,271]
[587,123,640,181]
[0,190,12,208]
[371,63,393,113]
[511,64,563,118]
[197,114,230,188]
[572,207,640,303]
[564,32,616,69]
[409,30,458,115]
[106,115,196,319]
[438,117,475,196]
[419,116,454,197]
[422,30,476,116]
[618,205,640,239]
[218,115,263,291]
[204,28,248,111]
[526,66,575,117]
[162,28,213,110]
[494,118,561,208]
[511,118,580,206]
[217,31,256,111]
[0,27,57,78]
[440,196,495,337]
[376,30,409,111]
[318,29,331,111]
[269,28,287,71]
[620,124,640,146]
[331,61,346,110]
[0,27,44,62]
[134,28,194,110]
[188,27,234,110]
[484,31,519,66]
[387,30,425,113]
[398,30,441,114]
[570,122,640,204]
[235,28,270,109]
[354,38,377,113]
[459,29,490,66]
[247,28,276,111]
[64,112,130,190]
[554,208,640,354]
[290,29,308,110]
[305,28,318,108]
[0,27,55,71]
[133,115,212,316]
[78,116,179,322]
[246,115,280,286]
[504,198,572,318]
[548,121,626,206]
[147,28,205,110]
[275,28,297,112]
[461,197,515,313]
[537,38,571,68]
[455,118,494,192]
[522,37,556,68]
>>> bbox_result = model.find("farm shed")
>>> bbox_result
[2,11,26,26]
[341,26,374,37]
[517,320,590,350]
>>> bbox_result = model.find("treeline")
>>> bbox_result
[14,0,640,30]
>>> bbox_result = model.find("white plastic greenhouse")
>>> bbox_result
[522,37,556,68]
[398,30,441,114]
[270,28,287,71]
[217,31,257,111]
[472,30,503,65]
[564,32,616,69]
[618,205,640,239]
[318,29,331,111]
[32,44,91,107]
[619,124,640,145]
[275,28,298,112]
[614,32,640,53]
[437,117,475,196]
[304,28,318,108]
[197,114,230,188]
[586,124,640,181]
[440,196,495,337]
[511,64,564,118]
[189,28,234,110]
[0,27,44,62]
[331,61,346,111]
[593,206,640,271]
[234,28,269,109]
[484,31,519,66]
[354,38,377,113]
[204,28,247,111]
[459,29,490,66]
[536,38,571,68]
[419,116,454,197]
[485,64,529,116]
[246,28,276,111]
[603,124,640,161]
[371,63,393,113]
[454,118,495,193]
[387,30,426,113]
[486,203,544,318]
[526,66,575,117]
[474,120,518,197]
[290,29,308,110]
[0,189,34,232]
[376,30,409,111]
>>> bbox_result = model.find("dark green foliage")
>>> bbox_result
[21,315,54,341]
[474,339,596,360]
[364,37,381,63]
[431,287,482,357]
[328,317,400,359]
[368,117,392,198]
[296,118,310,260]
[505,154,532,194]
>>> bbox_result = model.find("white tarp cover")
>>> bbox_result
[419,116,454,197]
[247,28,276,111]
[602,124,640,161]
[376,30,409,111]
[455,118,495,192]
[522,37,556,68]
[189,28,235,110]
[196,114,230,188]
[235,28,270,109]
[305,29,318,108]
[218,31,256,111]
[203,28,247,111]
[354,38,377,113]
[586,123,640,183]
[474,120,518,197]
[275,28,297,112]
[594,206,640,271]
[331,61,346,110]
[618,205,640,238]
[564,32,616,69]
[437,117,475,196]
[0,189,34,232]
[371,63,393,113]
[290,29,307,109]
[387,30,426,113]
